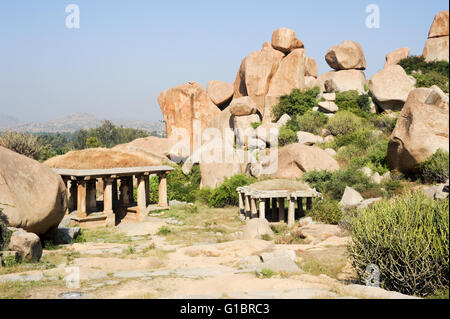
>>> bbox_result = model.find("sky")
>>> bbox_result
[0,0,448,123]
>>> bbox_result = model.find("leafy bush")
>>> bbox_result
[0,131,41,160]
[370,113,398,134]
[418,149,449,183]
[208,174,256,208]
[302,168,374,200]
[0,209,11,251]
[307,198,343,225]
[278,126,297,146]
[398,55,449,77]
[348,191,449,297]
[412,71,449,93]
[168,165,201,203]
[346,138,389,174]
[271,87,320,121]
[326,111,362,136]
[295,110,329,134]
[398,56,449,93]
[335,90,371,116]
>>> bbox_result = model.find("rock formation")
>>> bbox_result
[270,143,339,179]
[158,81,221,150]
[387,86,449,173]
[368,65,414,111]
[0,146,67,235]
[325,40,366,70]
[385,47,410,67]
[423,10,449,62]
[206,80,234,108]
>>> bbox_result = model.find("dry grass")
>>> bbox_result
[157,204,244,245]
[43,148,162,169]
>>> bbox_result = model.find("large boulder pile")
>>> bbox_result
[319,40,367,94]
[387,86,449,173]
[0,146,67,235]
[368,65,415,111]
[423,10,449,62]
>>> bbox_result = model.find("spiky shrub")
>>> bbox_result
[418,149,449,184]
[0,131,41,160]
[278,126,297,146]
[307,198,343,225]
[348,192,449,297]
[326,111,362,136]
[295,110,329,135]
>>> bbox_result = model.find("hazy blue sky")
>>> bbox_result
[0,0,448,122]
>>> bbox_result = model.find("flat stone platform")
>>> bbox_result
[237,179,322,226]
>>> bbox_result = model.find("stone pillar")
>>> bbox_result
[158,172,168,208]
[259,199,266,220]
[250,197,257,218]
[271,198,277,221]
[238,191,244,216]
[244,195,250,219]
[86,179,97,212]
[112,179,118,206]
[68,180,78,212]
[119,178,130,206]
[144,175,150,206]
[103,177,115,226]
[127,177,134,203]
[297,198,304,219]
[288,197,296,227]
[136,175,147,222]
[77,180,87,219]
[278,198,285,223]
[306,197,312,210]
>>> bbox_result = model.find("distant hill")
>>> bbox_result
[0,112,166,135]
[0,113,20,128]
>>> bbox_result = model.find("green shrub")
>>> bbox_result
[208,174,256,208]
[412,71,449,93]
[348,191,449,297]
[307,198,343,225]
[398,56,449,93]
[0,131,41,160]
[0,209,11,251]
[335,91,371,116]
[398,55,449,77]
[271,87,320,120]
[195,187,214,204]
[418,149,449,183]
[302,168,374,200]
[149,165,201,203]
[333,127,373,150]
[296,110,328,134]
[278,126,297,146]
[326,111,362,136]
[370,113,398,134]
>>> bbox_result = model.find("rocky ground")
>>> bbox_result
[0,205,417,299]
